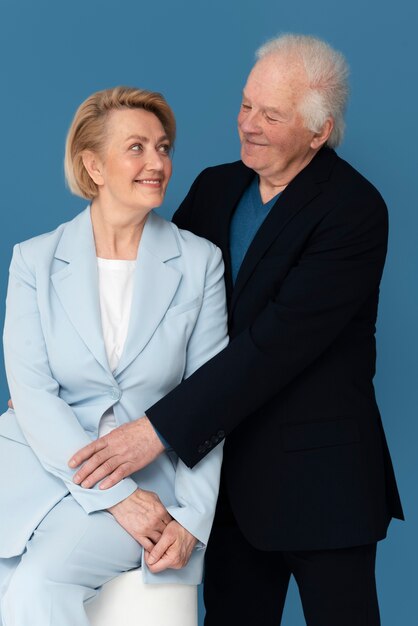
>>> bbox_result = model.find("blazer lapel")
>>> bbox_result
[213,163,255,303]
[51,208,111,375]
[230,148,336,315]
[114,211,181,376]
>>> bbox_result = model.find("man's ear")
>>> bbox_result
[311,118,334,150]
[82,150,105,186]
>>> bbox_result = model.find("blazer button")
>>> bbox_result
[109,387,121,401]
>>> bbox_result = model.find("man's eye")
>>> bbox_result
[241,103,251,111]
[266,115,278,122]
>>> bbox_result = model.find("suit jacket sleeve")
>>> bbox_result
[3,244,138,513]
[146,169,388,468]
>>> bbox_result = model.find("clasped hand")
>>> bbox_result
[109,489,197,573]
[6,403,197,572]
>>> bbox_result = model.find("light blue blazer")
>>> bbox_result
[0,207,228,584]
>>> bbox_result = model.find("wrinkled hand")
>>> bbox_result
[69,417,164,489]
[108,488,172,552]
[145,520,198,573]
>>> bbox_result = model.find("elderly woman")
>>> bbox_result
[0,87,228,625]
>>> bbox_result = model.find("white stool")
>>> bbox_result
[86,569,198,626]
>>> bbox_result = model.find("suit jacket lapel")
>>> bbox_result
[213,163,255,302]
[114,211,181,375]
[51,209,182,378]
[230,148,336,315]
[51,207,111,375]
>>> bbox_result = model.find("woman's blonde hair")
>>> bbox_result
[64,87,176,199]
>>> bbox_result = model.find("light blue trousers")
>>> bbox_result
[0,495,142,626]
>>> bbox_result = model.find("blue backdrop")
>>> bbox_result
[0,1,416,624]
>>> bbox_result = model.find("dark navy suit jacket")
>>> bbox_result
[147,147,403,551]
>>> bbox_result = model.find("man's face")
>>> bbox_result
[238,54,320,187]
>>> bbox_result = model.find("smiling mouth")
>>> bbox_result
[134,179,162,186]
[244,139,267,147]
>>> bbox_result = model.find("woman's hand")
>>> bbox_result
[108,488,172,552]
[145,520,198,573]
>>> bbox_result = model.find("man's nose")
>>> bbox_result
[239,109,262,134]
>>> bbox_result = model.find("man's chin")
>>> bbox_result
[240,151,262,174]
[240,149,255,167]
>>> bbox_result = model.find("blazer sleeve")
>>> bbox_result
[146,179,388,468]
[165,244,229,544]
[3,244,138,513]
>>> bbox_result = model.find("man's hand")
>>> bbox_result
[145,520,198,573]
[68,416,164,489]
[108,488,172,552]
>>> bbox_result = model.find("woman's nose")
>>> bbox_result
[145,148,165,170]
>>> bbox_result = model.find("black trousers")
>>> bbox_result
[204,496,380,626]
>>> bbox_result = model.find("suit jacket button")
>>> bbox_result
[109,387,121,400]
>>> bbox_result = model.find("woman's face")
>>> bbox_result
[93,108,172,215]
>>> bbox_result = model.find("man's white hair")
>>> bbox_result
[256,34,349,148]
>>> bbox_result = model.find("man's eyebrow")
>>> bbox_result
[241,93,283,114]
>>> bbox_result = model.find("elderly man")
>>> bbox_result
[71,34,403,625]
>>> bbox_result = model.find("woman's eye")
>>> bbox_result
[158,144,171,154]
[131,144,143,152]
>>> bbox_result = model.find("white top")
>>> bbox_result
[97,257,136,436]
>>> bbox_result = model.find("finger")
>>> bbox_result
[135,520,166,540]
[78,457,121,488]
[72,449,116,485]
[98,464,133,490]
[146,532,173,566]
[149,530,163,544]
[69,438,108,469]
[138,536,155,552]
[7,399,14,409]
[147,552,176,573]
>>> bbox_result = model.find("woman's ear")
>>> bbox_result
[82,150,105,187]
